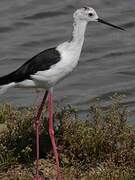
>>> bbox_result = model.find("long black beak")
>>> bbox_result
[98,18,125,31]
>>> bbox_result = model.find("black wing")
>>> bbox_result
[0,47,60,85]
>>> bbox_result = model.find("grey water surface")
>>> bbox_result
[0,0,135,121]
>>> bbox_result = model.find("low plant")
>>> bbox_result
[0,95,135,179]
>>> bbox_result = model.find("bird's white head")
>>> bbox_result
[73,6,125,31]
[73,7,98,22]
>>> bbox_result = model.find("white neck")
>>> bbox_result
[57,18,88,63]
[71,19,87,45]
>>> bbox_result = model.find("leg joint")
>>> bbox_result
[49,128,54,136]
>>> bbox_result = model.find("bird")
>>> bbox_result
[0,6,124,180]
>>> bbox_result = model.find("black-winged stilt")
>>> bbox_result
[0,6,124,180]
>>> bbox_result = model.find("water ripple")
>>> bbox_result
[0,26,13,33]
[0,1,135,122]
[23,11,64,20]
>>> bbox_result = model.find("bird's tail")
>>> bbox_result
[0,83,15,95]
[0,73,16,95]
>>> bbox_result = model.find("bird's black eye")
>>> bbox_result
[89,13,93,17]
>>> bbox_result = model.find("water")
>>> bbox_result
[0,0,135,121]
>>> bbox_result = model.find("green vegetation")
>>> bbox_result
[0,95,135,179]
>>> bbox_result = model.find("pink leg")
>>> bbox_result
[48,89,62,180]
[34,91,48,180]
